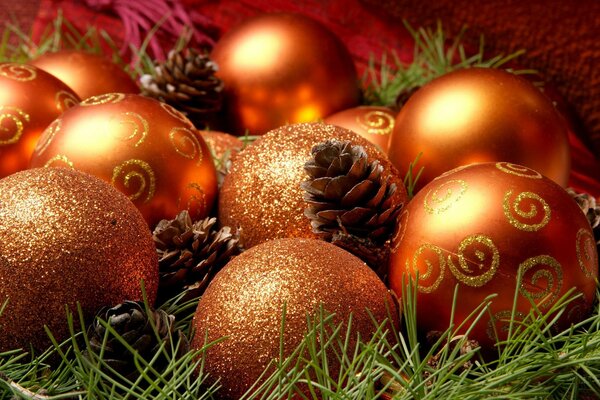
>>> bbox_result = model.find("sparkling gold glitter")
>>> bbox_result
[518,255,563,309]
[80,92,125,106]
[199,130,243,162]
[34,119,61,155]
[423,179,468,214]
[575,228,598,278]
[169,127,203,165]
[160,102,194,127]
[486,310,526,341]
[495,162,542,179]
[191,238,397,400]
[0,63,37,81]
[0,168,158,351]
[54,90,79,112]
[111,112,149,147]
[44,154,74,168]
[356,110,394,135]
[0,106,30,145]
[218,123,406,248]
[409,243,446,293]
[111,159,156,203]
[447,234,499,287]
[503,190,551,231]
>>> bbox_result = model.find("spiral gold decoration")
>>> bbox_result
[110,112,149,147]
[44,154,74,169]
[423,179,468,214]
[184,182,208,214]
[486,310,526,341]
[0,63,37,81]
[111,159,156,203]
[55,90,80,112]
[160,102,194,127]
[169,127,203,165]
[576,228,598,278]
[503,190,551,231]
[447,234,499,287]
[495,162,543,179]
[34,119,61,156]
[81,93,126,106]
[518,255,563,308]
[391,209,409,252]
[356,110,395,136]
[410,243,446,293]
[0,106,30,146]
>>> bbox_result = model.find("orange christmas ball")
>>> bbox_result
[387,68,570,190]
[30,50,139,100]
[324,106,396,153]
[388,162,598,351]
[212,12,360,135]
[199,129,244,162]
[219,123,406,249]
[0,167,158,352]
[0,62,80,179]
[191,238,397,399]
[29,93,218,227]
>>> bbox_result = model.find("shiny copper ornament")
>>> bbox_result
[324,106,396,153]
[211,12,360,135]
[29,94,218,227]
[191,238,397,400]
[0,168,158,352]
[199,130,244,162]
[218,123,407,249]
[30,50,139,100]
[0,63,80,179]
[387,68,571,190]
[388,162,598,351]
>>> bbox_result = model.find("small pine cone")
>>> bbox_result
[85,301,188,380]
[153,210,242,301]
[140,48,223,129]
[567,188,600,244]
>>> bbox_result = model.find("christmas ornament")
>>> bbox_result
[153,210,242,302]
[140,48,224,129]
[211,12,360,135]
[85,301,188,380]
[30,50,138,100]
[191,238,397,400]
[199,130,244,185]
[301,140,404,276]
[0,168,158,352]
[219,123,406,249]
[567,188,600,246]
[387,68,571,190]
[324,106,396,153]
[29,93,218,227]
[388,162,598,351]
[0,62,80,179]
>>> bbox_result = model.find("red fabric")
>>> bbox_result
[31,0,600,198]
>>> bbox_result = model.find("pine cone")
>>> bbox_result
[153,210,241,302]
[85,301,188,380]
[140,48,223,129]
[301,140,404,276]
[567,188,600,244]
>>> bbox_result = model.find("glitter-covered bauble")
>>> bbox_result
[389,162,598,351]
[0,168,158,352]
[29,93,218,227]
[324,106,396,153]
[199,130,244,162]
[212,13,360,135]
[387,68,570,190]
[0,63,80,179]
[191,238,397,400]
[219,123,407,249]
[30,50,139,100]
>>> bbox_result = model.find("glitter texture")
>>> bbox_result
[191,238,397,400]
[0,168,158,351]
[218,122,406,249]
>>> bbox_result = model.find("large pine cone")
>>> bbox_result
[153,210,241,302]
[140,48,223,129]
[85,301,187,380]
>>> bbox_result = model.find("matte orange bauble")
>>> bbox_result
[387,68,570,190]
[191,238,397,400]
[0,167,158,352]
[211,12,360,135]
[30,50,139,100]
[219,123,406,249]
[324,106,396,153]
[29,94,218,227]
[0,62,80,179]
[389,162,598,351]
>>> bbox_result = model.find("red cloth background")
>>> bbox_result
[3,0,600,197]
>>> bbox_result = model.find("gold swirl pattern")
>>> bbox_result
[111,159,156,203]
[423,179,468,214]
[495,162,542,179]
[576,228,598,278]
[160,102,193,126]
[518,255,563,308]
[409,243,446,293]
[81,93,126,106]
[34,119,61,155]
[503,190,551,231]
[0,106,30,145]
[110,112,149,147]
[185,182,208,213]
[44,154,74,169]
[355,110,394,136]
[486,310,526,340]
[447,234,499,287]
[0,63,37,81]
[169,127,203,165]
[55,90,79,112]
[391,210,409,253]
